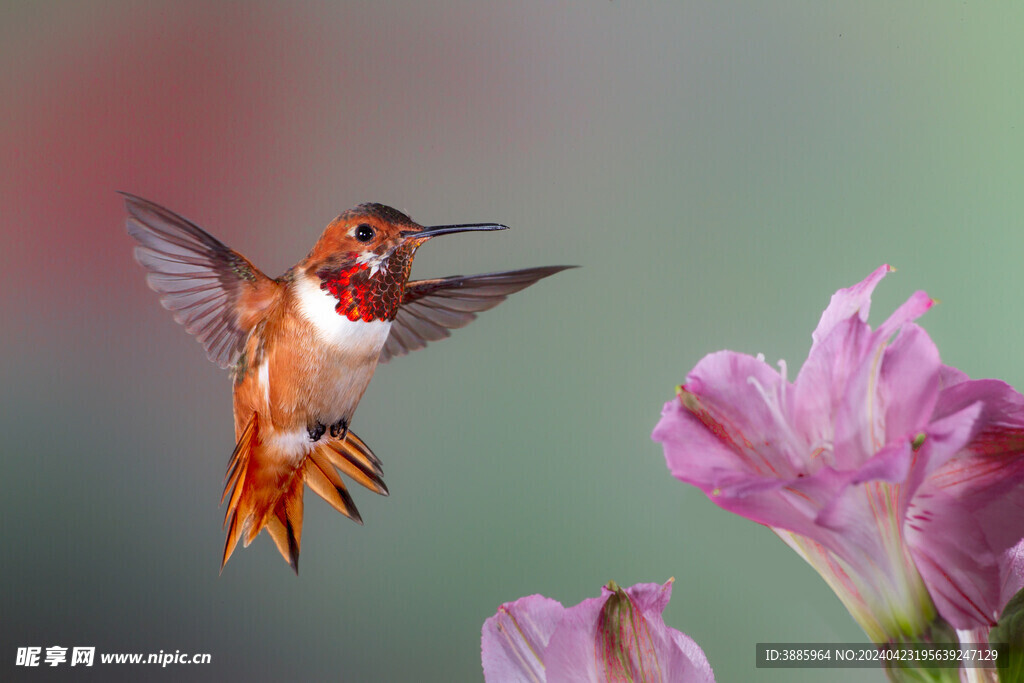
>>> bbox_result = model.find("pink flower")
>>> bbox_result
[653,265,1024,643]
[481,580,715,682]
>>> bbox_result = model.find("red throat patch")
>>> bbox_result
[317,245,414,322]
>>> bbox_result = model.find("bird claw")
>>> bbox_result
[307,422,326,442]
[329,418,349,440]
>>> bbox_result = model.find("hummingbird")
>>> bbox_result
[123,193,571,574]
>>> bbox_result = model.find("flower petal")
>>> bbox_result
[542,581,715,683]
[907,486,1000,629]
[618,580,674,616]
[877,323,941,444]
[808,443,937,634]
[874,290,935,341]
[1000,540,1024,610]
[813,442,915,543]
[933,379,1024,446]
[792,316,863,468]
[655,395,827,542]
[810,264,892,346]
[938,364,970,391]
[541,594,603,682]
[663,629,716,683]
[482,594,564,683]
[655,397,785,497]
[907,383,1024,629]
[793,316,876,469]
[681,351,804,476]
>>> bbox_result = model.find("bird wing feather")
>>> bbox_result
[123,192,278,369]
[379,265,574,363]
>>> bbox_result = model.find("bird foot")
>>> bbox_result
[307,422,326,442]
[329,418,349,440]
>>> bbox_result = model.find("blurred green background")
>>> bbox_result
[2,2,1023,681]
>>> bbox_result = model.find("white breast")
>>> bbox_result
[294,275,392,354]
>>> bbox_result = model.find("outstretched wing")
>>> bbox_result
[379,265,574,363]
[122,192,278,369]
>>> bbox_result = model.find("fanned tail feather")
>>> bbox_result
[220,413,388,574]
[322,431,388,496]
[221,414,258,571]
[263,478,304,574]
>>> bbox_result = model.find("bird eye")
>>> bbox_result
[355,224,375,242]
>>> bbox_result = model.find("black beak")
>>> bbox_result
[400,222,509,239]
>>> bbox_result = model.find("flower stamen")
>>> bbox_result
[747,373,804,473]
